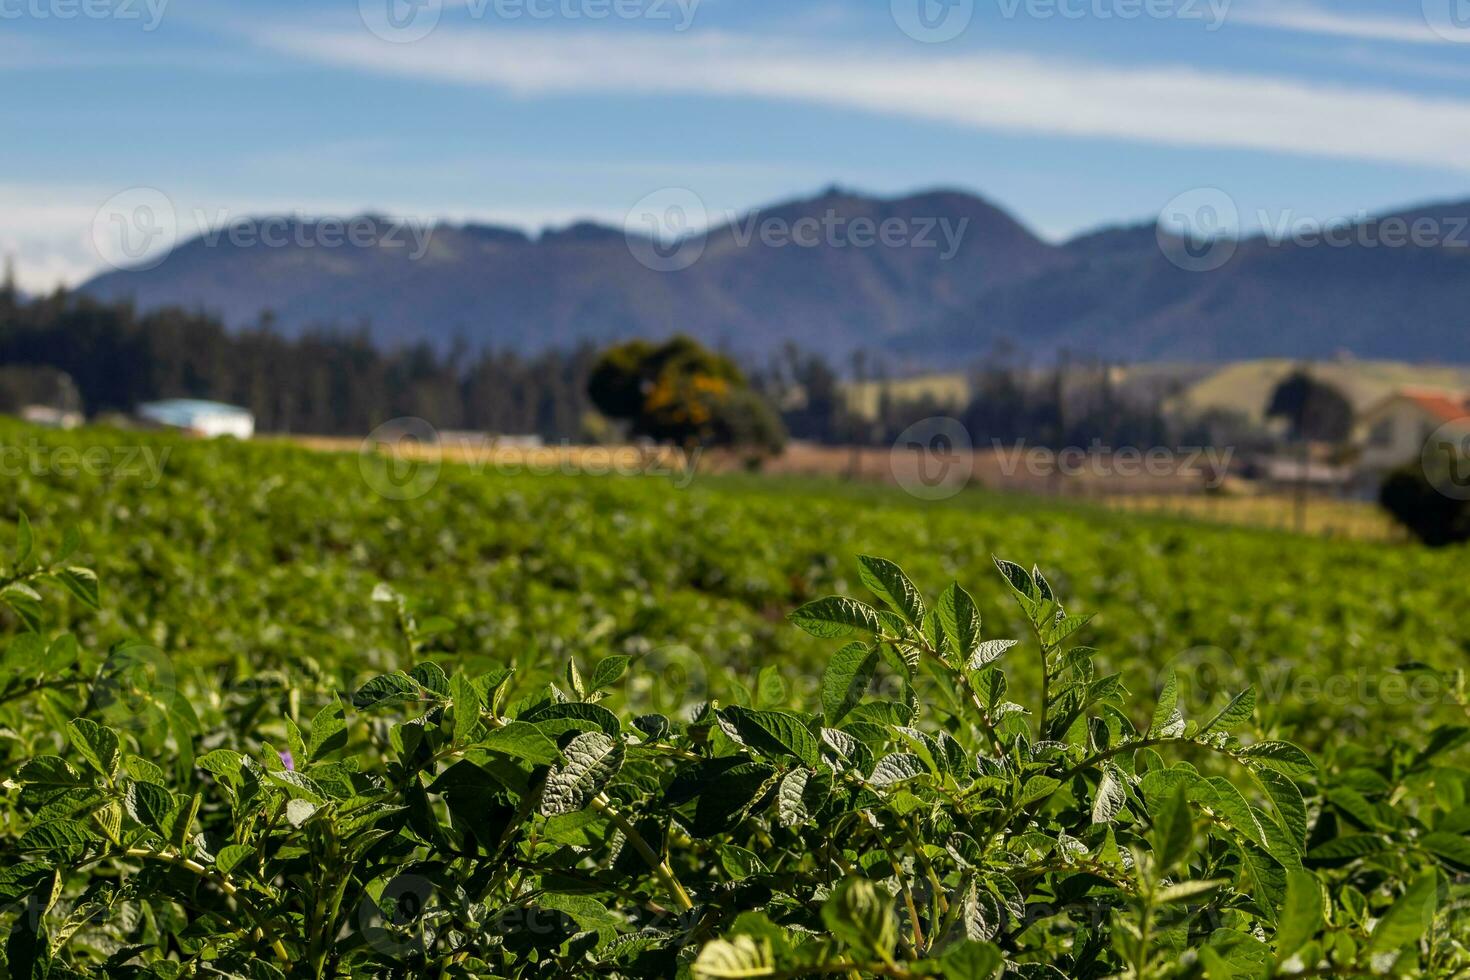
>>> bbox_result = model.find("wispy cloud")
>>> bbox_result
[1329,46,1470,83]
[1231,2,1459,45]
[248,27,1470,173]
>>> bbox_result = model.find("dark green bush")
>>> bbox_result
[2,529,1467,978]
[1380,458,1470,547]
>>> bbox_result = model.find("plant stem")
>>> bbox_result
[124,848,290,962]
[590,793,694,912]
[888,631,1005,757]
[1037,640,1052,738]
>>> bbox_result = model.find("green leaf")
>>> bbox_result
[540,731,625,816]
[6,872,55,980]
[564,656,585,699]
[16,756,82,787]
[1156,879,1225,905]
[1092,763,1128,824]
[481,720,559,765]
[1237,741,1316,779]
[1,586,43,631]
[788,595,882,638]
[719,845,769,880]
[351,672,420,711]
[936,582,982,660]
[821,642,878,726]
[522,701,622,739]
[54,566,100,609]
[633,714,670,740]
[692,936,775,979]
[67,718,120,780]
[409,661,450,696]
[124,781,175,830]
[1200,687,1256,735]
[939,940,1003,980]
[1204,777,1267,847]
[776,767,831,829]
[18,820,94,855]
[857,555,925,626]
[451,674,480,746]
[1151,785,1193,871]
[169,792,201,849]
[992,558,1038,602]
[1420,832,1470,871]
[821,877,898,959]
[13,511,33,567]
[1042,613,1093,649]
[1017,775,1061,808]
[1368,870,1438,953]
[717,707,821,768]
[586,655,628,692]
[1149,671,1184,738]
[1413,725,1470,767]
[265,768,326,804]
[1275,871,1324,963]
[1306,834,1390,862]
[961,882,1002,941]
[286,798,319,827]
[214,843,255,875]
[1256,769,1308,852]
[690,761,779,837]
[967,639,1017,671]
[869,753,927,787]
[307,699,348,760]
[197,749,245,781]
[754,665,787,708]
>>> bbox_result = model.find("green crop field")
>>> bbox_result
[0,421,1466,978]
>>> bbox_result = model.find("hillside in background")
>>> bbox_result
[1165,358,1470,422]
[840,359,1470,426]
[79,188,1470,365]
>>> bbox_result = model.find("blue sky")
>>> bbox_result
[4,0,1470,289]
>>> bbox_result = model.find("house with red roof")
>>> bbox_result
[1356,388,1470,474]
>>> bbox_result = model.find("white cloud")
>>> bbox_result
[248,27,1470,173]
[0,181,656,290]
[1231,2,1465,45]
[0,188,111,293]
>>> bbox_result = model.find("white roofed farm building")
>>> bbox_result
[136,400,255,439]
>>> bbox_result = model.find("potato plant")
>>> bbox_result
[1,519,1467,978]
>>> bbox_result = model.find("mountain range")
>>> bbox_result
[80,187,1470,366]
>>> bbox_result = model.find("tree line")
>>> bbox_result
[0,286,1254,452]
[0,289,596,438]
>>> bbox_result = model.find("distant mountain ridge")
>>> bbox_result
[79,187,1470,365]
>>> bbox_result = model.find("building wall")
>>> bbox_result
[191,414,255,440]
[1357,400,1463,472]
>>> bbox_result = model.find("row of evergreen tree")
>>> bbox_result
[0,286,1244,450]
[0,289,596,438]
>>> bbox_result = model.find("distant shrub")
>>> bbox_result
[1380,458,1470,546]
[589,335,787,453]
